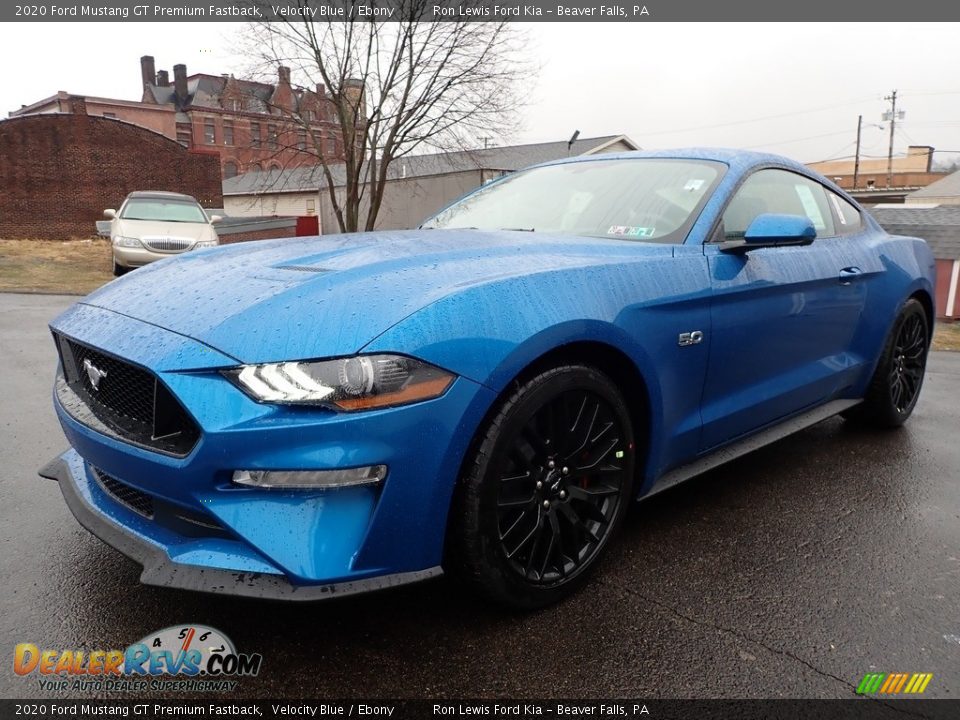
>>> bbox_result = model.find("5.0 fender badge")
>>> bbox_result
[678,330,704,347]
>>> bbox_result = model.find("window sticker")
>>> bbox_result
[829,193,847,224]
[608,225,655,237]
[794,184,826,230]
[683,178,705,192]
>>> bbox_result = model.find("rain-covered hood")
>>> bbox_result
[80,229,658,364]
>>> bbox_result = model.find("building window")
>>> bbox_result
[223,161,238,180]
[302,110,314,122]
[223,120,234,146]
[249,163,263,173]
[230,98,241,112]
[204,120,216,145]
[250,122,261,148]
[306,198,316,215]
[267,124,278,149]
[176,125,192,147]
[297,130,307,151]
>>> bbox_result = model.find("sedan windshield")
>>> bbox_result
[424,158,723,242]
[120,199,208,223]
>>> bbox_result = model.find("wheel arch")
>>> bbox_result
[441,338,656,568]
[909,288,935,341]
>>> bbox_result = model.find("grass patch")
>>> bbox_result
[934,321,960,352]
[0,238,113,295]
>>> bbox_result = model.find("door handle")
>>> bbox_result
[839,267,862,285]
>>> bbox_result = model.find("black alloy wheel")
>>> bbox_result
[845,298,929,428]
[450,364,635,609]
[888,311,926,414]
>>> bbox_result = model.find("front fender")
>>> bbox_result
[361,261,712,489]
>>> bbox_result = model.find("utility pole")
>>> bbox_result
[883,90,899,188]
[853,115,862,190]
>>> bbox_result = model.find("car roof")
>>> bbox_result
[125,191,199,203]
[547,147,812,174]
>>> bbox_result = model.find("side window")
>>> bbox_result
[827,191,863,233]
[723,169,835,239]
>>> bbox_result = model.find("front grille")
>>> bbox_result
[141,236,193,253]
[92,467,154,518]
[67,341,154,425]
[55,333,200,456]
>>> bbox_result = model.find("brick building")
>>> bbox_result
[0,104,222,239]
[9,55,360,180]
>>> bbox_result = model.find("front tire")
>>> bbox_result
[449,365,635,609]
[846,298,929,428]
[113,261,129,277]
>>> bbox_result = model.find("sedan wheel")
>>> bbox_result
[450,364,635,609]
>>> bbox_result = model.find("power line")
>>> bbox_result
[805,140,857,165]
[638,96,878,138]
[900,89,960,97]
[742,129,852,150]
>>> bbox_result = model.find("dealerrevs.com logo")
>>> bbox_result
[14,625,262,692]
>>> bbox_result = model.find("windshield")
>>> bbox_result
[120,198,208,223]
[423,158,724,242]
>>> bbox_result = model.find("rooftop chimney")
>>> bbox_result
[156,69,169,87]
[68,95,88,116]
[173,64,188,109]
[140,55,156,86]
[278,66,291,86]
[315,83,326,98]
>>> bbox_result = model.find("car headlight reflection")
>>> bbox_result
[112,236,141,248]
[224,354,454,411]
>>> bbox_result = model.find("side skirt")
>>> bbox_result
[643,398,862,500]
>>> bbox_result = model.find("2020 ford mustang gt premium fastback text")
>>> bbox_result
[42,149,935,608]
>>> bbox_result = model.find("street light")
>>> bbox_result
[853,116,885,190]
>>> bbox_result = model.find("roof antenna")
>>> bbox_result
[567,130,580,155]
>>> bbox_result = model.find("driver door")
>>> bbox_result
[699,169,868,451]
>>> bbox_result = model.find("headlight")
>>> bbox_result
[194,240,218,249]
[112,236,141,248]
[223,354,454,411]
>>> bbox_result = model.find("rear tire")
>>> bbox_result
[845,298,929,428]
[448,365,635,609]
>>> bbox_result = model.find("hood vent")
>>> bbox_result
[276,265,333,273]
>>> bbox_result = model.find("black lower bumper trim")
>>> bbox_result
[39,454,443,601]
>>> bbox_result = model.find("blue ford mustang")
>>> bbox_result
[42,149,935,608]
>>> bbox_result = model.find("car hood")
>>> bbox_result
[81,229,654,364]
[113,218,216,241]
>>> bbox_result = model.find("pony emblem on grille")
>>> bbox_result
[82,358,108,391]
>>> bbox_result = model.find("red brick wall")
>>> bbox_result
[0,114,223,240]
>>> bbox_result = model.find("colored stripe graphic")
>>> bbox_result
[856,673,885,694]
[857,672,932,695]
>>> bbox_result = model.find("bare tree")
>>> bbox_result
[242,1,529,233]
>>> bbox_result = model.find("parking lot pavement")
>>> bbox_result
[1,292,957,700]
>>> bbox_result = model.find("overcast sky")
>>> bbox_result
[3,22,958,166]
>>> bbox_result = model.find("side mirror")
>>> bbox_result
[720,213,816,253]
[103,209,116,219]
[209,215,223,224]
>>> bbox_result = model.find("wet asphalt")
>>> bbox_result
[0,292,957,700]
